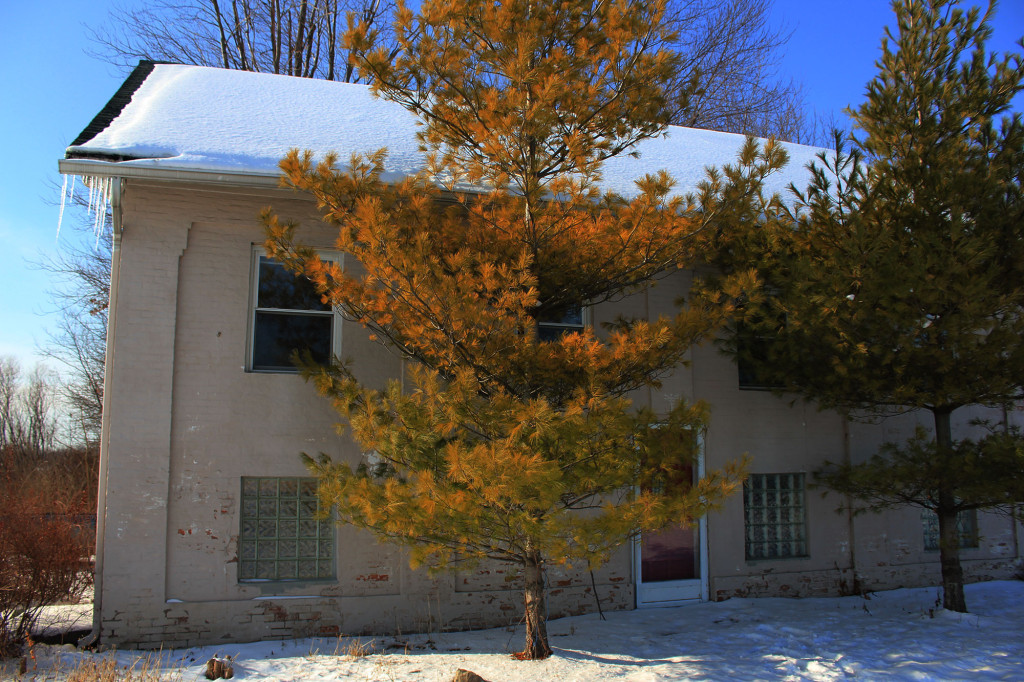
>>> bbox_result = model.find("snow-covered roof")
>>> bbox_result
[65,62,827,198]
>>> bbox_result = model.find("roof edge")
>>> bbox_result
[67,61,162,151]
[58,158,283,188]
[57,159,479,203]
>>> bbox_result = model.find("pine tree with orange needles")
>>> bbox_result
[263,0,769,659]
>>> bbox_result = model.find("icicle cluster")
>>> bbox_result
[56,174,114,247]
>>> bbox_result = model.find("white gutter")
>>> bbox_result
[79,177,123,650]
[57,159,478,200]
[58,159,282,189]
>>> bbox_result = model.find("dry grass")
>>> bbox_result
[336,637,376,658]
[62,654,182,682]
[1,648,186,681]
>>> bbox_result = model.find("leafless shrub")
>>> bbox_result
[0,456,93,658]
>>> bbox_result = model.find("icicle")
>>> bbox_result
[93,177,107,244]
[93,177,113,248]
[56,174,69,242]
[93,192,101,241]
[106,177,113,234]
[101,178,111,244]
[95,177,103,222]
[61,174,114,249]
[87,178,95,234]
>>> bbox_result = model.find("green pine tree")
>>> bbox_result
[702,0,1024,613]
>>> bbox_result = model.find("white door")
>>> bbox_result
[635,441,708,607]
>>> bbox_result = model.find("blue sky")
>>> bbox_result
[0,0,1021,373]
[0,1,130,370]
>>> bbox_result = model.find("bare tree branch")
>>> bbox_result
[87,0,397,83]
[35,181,111,449]
[665,0,819,143]
[0,359,60,459]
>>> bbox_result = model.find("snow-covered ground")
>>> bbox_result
[14,580,1024,681]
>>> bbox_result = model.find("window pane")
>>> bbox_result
[538,306,583,326]
[538,325,587,342]
[252,312,332,370]
[258,499,278,518]
[279,500,298,518]
[736,318,786,390]
[537,305,585,341]
[257,257,330,311]
[279,479,298,498]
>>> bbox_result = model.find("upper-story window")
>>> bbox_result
[248,251,340,372]
[736,325,777,390]
[736,292,786,391]
[537,305,586,342]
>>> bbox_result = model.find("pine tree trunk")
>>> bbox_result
[936,496,966,612]
[934,408,967,613]
[520,551,552,660]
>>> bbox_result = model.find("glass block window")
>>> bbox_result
[743,473,808,560]
[922,509,978,551]
[238,477,335,581]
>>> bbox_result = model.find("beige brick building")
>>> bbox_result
[59,62,1023,649]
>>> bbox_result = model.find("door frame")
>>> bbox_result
[634,434,709,608]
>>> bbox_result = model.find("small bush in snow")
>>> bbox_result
[0,447,93,658]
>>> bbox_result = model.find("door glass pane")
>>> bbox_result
[641,524,698,582]
[641,458,699,583]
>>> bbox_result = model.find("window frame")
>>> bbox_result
[735,319,786,391]
[743,472,809,561]
[237,476,336,583]
[246,248,343,373]
[536,304,589,341]
[921,508,979,551]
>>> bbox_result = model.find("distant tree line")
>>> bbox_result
[0,358,59,460]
